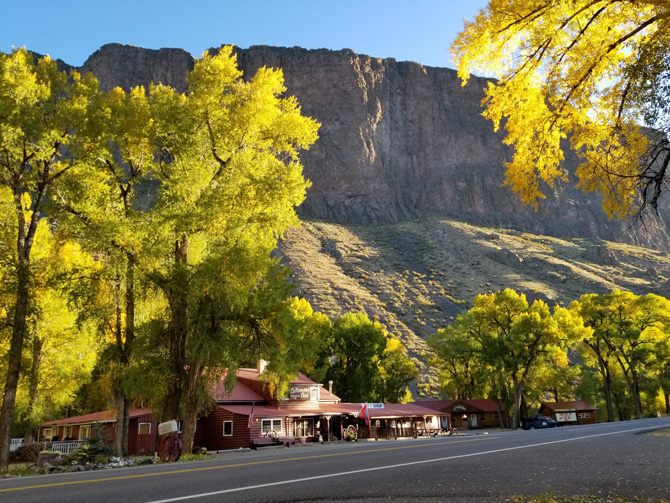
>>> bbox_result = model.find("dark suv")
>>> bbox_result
[521,416,559,429]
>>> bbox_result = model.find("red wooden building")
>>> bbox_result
[414,399,508,429]
[539,401,598,425]
[41,361,451,455]
[39,407,157,455]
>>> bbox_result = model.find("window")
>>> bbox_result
[43,428,53,439]
[223,421,233,436]
[294,418,314,437]
[261,418,282,434]
[138,423,151,435]
[63,426,73,439]
[79,425,91,440]
[578,412,590,419]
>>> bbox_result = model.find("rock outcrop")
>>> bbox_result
[78,43,670,248]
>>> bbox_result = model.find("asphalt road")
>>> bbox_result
[2,417,669,503]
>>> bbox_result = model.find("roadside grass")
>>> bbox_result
[513,495,670,503]
[1,463,32,477]
[648,427,670,438]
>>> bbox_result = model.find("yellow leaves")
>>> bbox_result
[451,0,669,217]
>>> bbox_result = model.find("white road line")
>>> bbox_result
[146,422,669,503]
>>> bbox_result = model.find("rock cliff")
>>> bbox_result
[79,43,670,248]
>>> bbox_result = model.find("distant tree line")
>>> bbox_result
[428,289,670,427]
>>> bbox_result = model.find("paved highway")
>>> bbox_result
[1,418,669,503]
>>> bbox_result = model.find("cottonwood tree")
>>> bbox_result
[0,50,97,468]
[53,84,158,456]
[573,291,670,419]
[434,289,589,428]
[375,338,419,403]
[317,312,389,403]
[0,195,99,442]
[427,313,488,400]
[147,47,319,423]
[451,0,670,218]
[572,293,621,421]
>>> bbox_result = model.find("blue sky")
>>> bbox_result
[0,1,487,69]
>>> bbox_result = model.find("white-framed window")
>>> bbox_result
[578,412,590,419]
[261,418,282,434]
[294,418,314,437]
[138,423,151,435]
[63,425,73,439]
[79,424,91,440]
[223,421,233,436]
[43,428,53,439]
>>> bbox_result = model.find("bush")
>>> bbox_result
[70,424,112,465]
[8,442,44,463]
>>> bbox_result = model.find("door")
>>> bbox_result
[470,414,478,428]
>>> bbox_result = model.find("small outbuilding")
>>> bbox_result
[413,399,507,429]
[539,401,597,425]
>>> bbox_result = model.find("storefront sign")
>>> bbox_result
[367,403,385,409]
[289,386,315,401]
[555,412,577,422]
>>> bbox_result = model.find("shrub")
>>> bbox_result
[8,442,44,463]
[70,424,112,465]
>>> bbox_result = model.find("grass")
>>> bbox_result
[512,495,670,503]
[2,463,33,477]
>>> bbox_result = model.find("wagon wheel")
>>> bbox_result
[345,424,357,440]
[266,429,278,439]
[158,433,182,463]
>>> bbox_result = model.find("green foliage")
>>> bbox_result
[429,289,590,427]
[572,290,670,419]
[70,423,112,465]
[314,312,415,403]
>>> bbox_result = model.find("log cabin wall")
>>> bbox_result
[197,407,252,450]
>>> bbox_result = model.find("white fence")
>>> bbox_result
[49,440,87,455]
[9,438,23,452]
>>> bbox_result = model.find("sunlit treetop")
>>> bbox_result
[451,0,670,218]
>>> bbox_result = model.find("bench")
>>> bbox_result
[277,436,296,446]
[415,428,439,437]
[251,435,296,449]
[251,437,276,449]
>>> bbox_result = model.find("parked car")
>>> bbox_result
[521,416,559,429]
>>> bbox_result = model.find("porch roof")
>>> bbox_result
[219,404,343,418]
[42,408,152,427]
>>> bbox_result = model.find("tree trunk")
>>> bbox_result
[631,373,644,420]
[113,391,126,457]
[599,360,615,422]
[112,258,135,458]
[23,335,43,443]
[0,262,31,469]
[181,407,198,456]
[617,356,643,420]
[163,236,189,423]
[494,397,505,428]
[512,377,523,429]
[664,391,669,415]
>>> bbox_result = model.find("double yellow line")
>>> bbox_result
[1,436,494,493]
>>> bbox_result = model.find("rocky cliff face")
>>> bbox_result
[79,43,670,248]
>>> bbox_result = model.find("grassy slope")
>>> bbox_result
[278,214,670,397]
